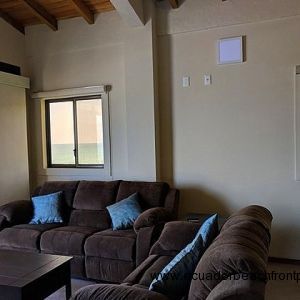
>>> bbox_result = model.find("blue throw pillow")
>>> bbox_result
[30,192,64,224]
[107,193,142,230]
[149,214,218,299]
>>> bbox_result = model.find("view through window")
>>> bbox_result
[46,97,104,168]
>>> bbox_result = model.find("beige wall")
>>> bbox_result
[25,8,159,187]
[124,0,159,181]
[0,83,29,204]
[157,0,300,35]
[0,19,29,205]
[3,0,300,260]
[0,19,26,74]
[157,1,300,259]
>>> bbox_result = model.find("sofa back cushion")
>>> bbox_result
[69,209,111,230]
[73,181,120,210]
[149,215,218,300]
[188,206,272,300]
[39,181,79,208]
[150,221,202,257]
[116,181,169,209]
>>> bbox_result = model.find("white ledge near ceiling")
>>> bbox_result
[0,71,30,89]
[31,85,109,100]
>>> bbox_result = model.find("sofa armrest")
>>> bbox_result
[164,189,179,218]
[72,284,169,300]
[134,207,173,232]
[134,208,173,266]
[206,278,266,300]
[0,200,33,225]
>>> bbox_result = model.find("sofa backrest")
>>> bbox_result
[72,181,121,210]
[37,181,80,222]
[38,181,80,208]
[150,221,201,257]
[116,181,170,210]
[36,180,178,229]
[68,181,120,229]
[188,205,273,300]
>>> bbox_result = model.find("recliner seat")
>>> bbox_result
[72,205,273,300]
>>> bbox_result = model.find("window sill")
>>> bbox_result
[39,167,112,178]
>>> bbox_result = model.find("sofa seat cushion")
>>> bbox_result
[41,226,99,256]
[0,223,62,252]
[85,229,137,262]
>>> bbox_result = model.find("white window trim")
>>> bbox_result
[31,85,112,179]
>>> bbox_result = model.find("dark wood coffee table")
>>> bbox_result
[0,250,72,300]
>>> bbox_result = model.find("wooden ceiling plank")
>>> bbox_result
[21,0,58,31]
[70,0,94,24]
[168,0,178,9]
[0,10,25,34]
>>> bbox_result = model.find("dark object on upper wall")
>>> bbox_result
[0,62,21,76]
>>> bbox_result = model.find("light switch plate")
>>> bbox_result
[182,76,190,87]
[204,75,212,86]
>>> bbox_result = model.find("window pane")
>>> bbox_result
[76,99,104,165]
[49,101,75,165]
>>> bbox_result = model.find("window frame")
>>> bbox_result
[45,95,104,169]
[32,85,112,180]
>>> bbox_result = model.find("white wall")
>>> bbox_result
[25,8,159,187]
[157,0,300,259]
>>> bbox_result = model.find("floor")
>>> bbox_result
[47,262,300,300]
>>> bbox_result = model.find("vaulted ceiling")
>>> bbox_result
[0,0,178,34]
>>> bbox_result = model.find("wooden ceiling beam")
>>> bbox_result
[0,10,25,34]
[22,0,58,31]
[70,0,94,24]
[168,0,179,9]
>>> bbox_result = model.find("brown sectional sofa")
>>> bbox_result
[0,180,179,283]
[73,205,273,300]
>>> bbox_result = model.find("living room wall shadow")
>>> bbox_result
[0,19,26,74]
[4,0,300,262]
[157,2,300,260]
[25,3,159,188]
